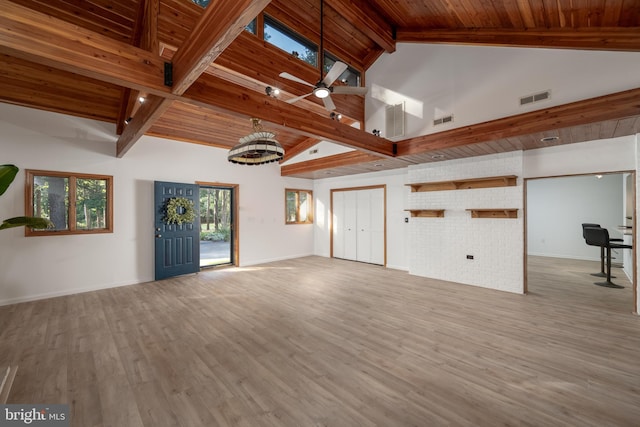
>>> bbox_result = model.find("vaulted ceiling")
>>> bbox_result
[1,0,639,178]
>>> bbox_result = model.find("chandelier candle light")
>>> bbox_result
[228,118,285,165]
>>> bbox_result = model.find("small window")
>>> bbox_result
[286,189,313,224]
[191,0,210,7]
[25,170,113,236]
[324,53,361,87]
[264,16,317,67]
[245,18,257,35]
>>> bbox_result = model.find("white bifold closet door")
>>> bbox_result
[332,187,384,265]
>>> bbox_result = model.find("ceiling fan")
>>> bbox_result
[278,0,368,112]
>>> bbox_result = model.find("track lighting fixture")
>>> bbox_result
[124,117,133,124]
[330,112,342,121]
[265,86,280,98]
[372,129,381,137]
[138,96,146,103]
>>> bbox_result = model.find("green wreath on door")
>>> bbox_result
[164,197,195,225]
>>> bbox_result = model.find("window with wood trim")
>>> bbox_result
[324,52,361,87]
[285,189,313,224]
[264,15,318,67]
[25,170,113,236]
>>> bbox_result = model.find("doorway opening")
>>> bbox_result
[524,171,636,314]
[198,184,237,268]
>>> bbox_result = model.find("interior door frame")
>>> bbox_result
[330,184,387,266]
[197,181,240,267]
[523,170,637,314]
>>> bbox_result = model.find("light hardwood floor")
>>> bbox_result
[1,256,639,426]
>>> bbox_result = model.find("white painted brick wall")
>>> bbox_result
[408,152,524,293]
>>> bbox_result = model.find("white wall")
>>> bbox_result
[407,152,524,293]
[523,136,636,178]
[527,174,624,260]
[312,138,640,301]
[365,44,640,140]
[0,104,314,305]
[313,169,409,271]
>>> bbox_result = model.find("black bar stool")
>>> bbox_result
[581,223,622,278]
[583,226,632,288]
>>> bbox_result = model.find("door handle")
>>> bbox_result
[156,234,162,238]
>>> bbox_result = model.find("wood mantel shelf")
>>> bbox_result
[407,175,517,192]
[405,209,445,218]
[467,209,518,219]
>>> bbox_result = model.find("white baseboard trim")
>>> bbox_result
[0,279,147,307]
[237,253,315,267]
[526,252,600,262]
[386,264,409,272]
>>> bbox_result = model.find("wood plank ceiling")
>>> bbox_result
[1,0,639,178]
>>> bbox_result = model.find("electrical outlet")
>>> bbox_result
[466,255,474,260]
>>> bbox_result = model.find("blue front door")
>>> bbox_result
[154,181,200,280]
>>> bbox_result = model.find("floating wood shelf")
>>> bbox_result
[467,209,518,219]
[407,175,517,192]
[405,209,445,218]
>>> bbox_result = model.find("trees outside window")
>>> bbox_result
[286,189,313,224]
[25,170,113,236]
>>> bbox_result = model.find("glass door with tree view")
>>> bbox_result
[199,185,234,267]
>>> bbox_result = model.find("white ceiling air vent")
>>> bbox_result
[385,102,405,138]
[308,148,318,155]
[433,115,453,126]
[520,90,551,106]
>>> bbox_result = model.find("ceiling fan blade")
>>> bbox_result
[322,95,336,111]
[332,86,368,95]
[322,61,348,87]
[286,92,313,104]
[279,72,315,87]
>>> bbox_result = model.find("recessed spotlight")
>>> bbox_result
[374,163,383,167]
[596,174,603,179]
[265,86,280,97]
[540,136,559,143]
[431,154,446,160]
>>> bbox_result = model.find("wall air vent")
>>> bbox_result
[520,90,551,106]
[308,149,318,155]
[385,102,405,138]
[433,115,453,126]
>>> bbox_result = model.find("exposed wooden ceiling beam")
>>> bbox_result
[281,137,320,163]
[170,0,271,94]
[0,0,169,95]
[395,27,640,51]
[116,0,159,135]
[396,87,640,156]
[325,0,395,53]
[116,95,173,157]
[116,0,271,156]
[281,151,384,176]
[0,1,387,157]
[183,75,395,157]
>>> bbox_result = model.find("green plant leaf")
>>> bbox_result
[0,164,19,196]
[0,216,54,230]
